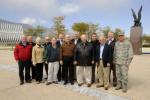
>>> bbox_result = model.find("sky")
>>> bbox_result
[0,0,149,35]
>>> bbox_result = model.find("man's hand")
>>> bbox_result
[73,61,77,65]
[107,63,110,67]
[33,63,36,67]
[45,61,48,64]
[60,60,63,65]
[91,60,94,64]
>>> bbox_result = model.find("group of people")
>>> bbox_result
[14,31,133,93]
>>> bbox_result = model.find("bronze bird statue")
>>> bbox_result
[131,5,142,27]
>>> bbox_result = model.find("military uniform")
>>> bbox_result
[114,39,133,92]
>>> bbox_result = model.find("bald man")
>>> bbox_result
[14,36,32,85]
[27,36,36,80]
[95,36,112,90]
[74,34,94,87]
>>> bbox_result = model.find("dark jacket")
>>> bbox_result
[44,44,60,62]
[95,43,112,67]
[71,38,81,45]
[74,41,94,66]
[91,40,99,61]
[14,42,32,61]
[56,40,63,48]
[106,39,116,61]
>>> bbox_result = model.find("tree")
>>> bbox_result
[72,22,89,34]
[24,26,45,37]
[143,34,150,46]
[88,23,99,37]
[52,16,66,36]
[102,26,111,37]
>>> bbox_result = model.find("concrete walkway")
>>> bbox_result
[0,50,150,100]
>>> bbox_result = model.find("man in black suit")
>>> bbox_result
[90,33,99,83]
[72,32,81,45]
[95,36,112,90]
[107,31,117,86]
[56,33,65,81]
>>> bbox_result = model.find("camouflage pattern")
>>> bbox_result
[113,40,133,89]
[114,40,133,66]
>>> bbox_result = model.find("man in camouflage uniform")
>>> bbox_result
[113,32,133,93]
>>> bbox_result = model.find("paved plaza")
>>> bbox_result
[0,48,150,100]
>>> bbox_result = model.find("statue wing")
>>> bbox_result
[131,8,137,20]
[138,5,142,21]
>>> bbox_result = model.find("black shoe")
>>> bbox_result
[113,82,117,87]
[20,82,24,85]
[64,82,68,85]
[26,80,32,83]
[104,87,109,90]
[46,82,52,85]
[78,83,83,86]
[87,84,91,87]
[70,82,74,85]
[53,81,58,84]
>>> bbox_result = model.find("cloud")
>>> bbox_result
[21,17,47,25]
[77,0,131,11]
[60,3,80,15]
[0,0,59,18]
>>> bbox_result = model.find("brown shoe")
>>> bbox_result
[96,84,104,88]
[104,86,109,90]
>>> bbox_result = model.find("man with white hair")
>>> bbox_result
[43,36,51,80]
[74,34,94,87]
[32,37,44,84]
[95,36,112,90]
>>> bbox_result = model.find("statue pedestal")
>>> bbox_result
[130,26,143,55]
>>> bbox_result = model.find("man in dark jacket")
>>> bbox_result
[14,36,32,85]
[90,33,99,83]
[95,36,112,90]
[74,34,94,87]
[43,37,51,80]
[27,36,36,80]
[56,33,65,81]
[107,31,117,86]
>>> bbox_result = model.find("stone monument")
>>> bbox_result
[130,6,143,55]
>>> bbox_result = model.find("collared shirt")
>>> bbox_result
[100,44,104,59]
[74,39,78,45]
[108,38,114,45]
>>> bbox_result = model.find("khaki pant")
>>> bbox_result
[97,60,110,87]
[76,66,92,84]
[47,61,59,82]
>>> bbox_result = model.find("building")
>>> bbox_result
[0,19,32,45]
